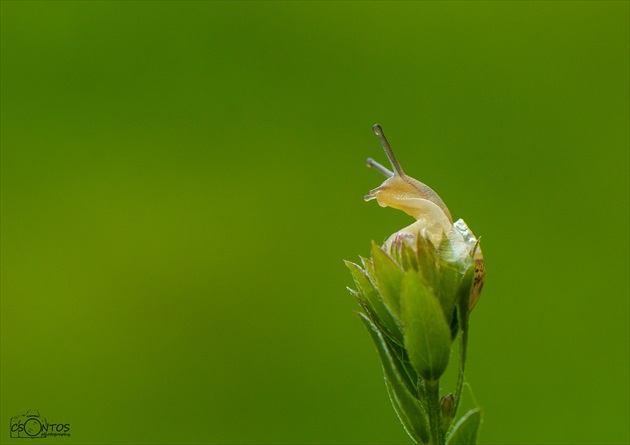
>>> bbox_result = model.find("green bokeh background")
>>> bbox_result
[1,1,628,444]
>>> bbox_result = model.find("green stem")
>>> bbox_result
[426,380,443,445]
[453,327,469,418]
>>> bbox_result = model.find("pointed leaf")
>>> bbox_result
[358,313,430,443]
[360,256,377,285]
[388,236,404,267]
[358,312,415,394]
[385,377,429,444]
[436,230,474,325]
[456,266,475,334]
[447,408,482,445]
[371,242,405,317]
[402,272,452,381]
[345,260,403,345]
[383,333,420,397]
[400,235,419,272]
[416,233,438,289]
[437,261,462,325]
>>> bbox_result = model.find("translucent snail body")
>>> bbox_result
[365,124,485,310]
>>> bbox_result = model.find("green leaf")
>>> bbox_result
[416,234,438,289]
[360,256,377,284]
[384,377,428,444]
[383,333,420,398]
[436,260,461,325]
[446,408,482,445]
[399,235,419,272]
[387,237,403,268]
[345,260,403,345]
[456,266,475,334]
[371,242,405,318]
[402,272,452,381]
[359,313,430,444]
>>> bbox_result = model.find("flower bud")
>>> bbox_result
[441,393,456,428]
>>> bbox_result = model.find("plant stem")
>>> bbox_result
[426,380,443,445]
[453,327,469,417]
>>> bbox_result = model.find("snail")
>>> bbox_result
[365,124,485,310]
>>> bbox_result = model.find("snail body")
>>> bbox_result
[365,124,485,309]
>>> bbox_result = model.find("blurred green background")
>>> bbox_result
[1,1,628,444]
